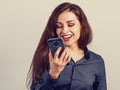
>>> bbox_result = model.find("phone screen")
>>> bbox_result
[47,38,65,57]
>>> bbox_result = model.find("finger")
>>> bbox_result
[59,47,68,61]
[62,55,71,66]
[49,50,53,62]
[54,47,62,60]
[66,55,71,64]
[62,48,69,62]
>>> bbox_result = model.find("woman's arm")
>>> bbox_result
[30,71,59,90]
[31,47,71,90]
[96,57,107,90]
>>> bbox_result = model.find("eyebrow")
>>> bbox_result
[56,20,75,24]
[67,20,75,23]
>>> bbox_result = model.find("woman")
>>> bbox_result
[28,2,107,90]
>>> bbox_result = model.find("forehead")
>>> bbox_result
[57,11,79,22]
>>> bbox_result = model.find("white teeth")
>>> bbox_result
[62,35,72,38]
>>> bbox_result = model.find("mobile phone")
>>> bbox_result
[47,38,65,57]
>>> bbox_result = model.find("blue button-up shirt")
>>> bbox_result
[31,49,107,90]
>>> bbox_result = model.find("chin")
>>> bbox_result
[64,42,71,47]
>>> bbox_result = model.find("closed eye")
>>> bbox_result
[56,23,63,28]
[56,25,63,28]
[68,23,75,27]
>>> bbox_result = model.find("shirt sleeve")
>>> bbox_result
[96,56,107,90]
[30,71,59,90]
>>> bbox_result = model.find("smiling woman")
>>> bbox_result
[56,11,82,47]
[27,2,107,90]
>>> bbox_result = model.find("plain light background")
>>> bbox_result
[0,0,120,90]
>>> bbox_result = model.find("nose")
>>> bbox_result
[62,25,69,33]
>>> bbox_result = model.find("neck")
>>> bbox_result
[67,44,84,63]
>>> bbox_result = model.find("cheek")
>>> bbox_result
[75,29,81,38]
[56,29,61,36]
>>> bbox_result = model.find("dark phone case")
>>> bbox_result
[47,38,65,57]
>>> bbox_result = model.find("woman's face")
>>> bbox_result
[56,11,82,47]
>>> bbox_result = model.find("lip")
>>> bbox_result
[61,34,72,41]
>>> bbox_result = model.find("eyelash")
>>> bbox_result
[56,25,63,28]
[56,23,75,28]
[68,23,75,27]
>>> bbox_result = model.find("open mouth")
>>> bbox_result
[61,34,72,41]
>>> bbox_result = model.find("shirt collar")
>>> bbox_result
[84,47,90,60]
[67,47,90,65]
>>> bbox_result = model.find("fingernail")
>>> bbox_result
[59,47,62,50]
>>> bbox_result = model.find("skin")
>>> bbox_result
[49,10,84,79]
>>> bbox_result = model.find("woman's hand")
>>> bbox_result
[49,47,71,79]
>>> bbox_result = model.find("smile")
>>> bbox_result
[61,34,72,41]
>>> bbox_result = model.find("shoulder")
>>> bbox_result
[88,50,104,63]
